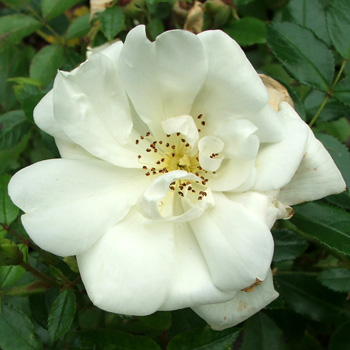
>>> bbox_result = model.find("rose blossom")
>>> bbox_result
[8,25,345,330]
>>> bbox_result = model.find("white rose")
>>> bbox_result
[8,25,345,330]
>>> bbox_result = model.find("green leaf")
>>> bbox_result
[315,133,350,189]
[276,273,349,322]
[100,6,125,41]
[334,76,350,107]
[292,202,350,256]
[223,17,266,46]
[41,0,82,21]
[0,110,31,152]
[267,22,334,92]
[241,312,287,350]
[304,89,350,122]
[318,268,350,292]
[29,45,65,86]
[326,0,350,58]
[0,174,19,226]
[65,14,90,40]
[139,311,172,331]
[0,303,43,350]
[329,321,350,350]
[0,244,27,287]
[167,326,241,350]
[281,0,331,45]
[80,330,161,350]
[272,229,308,262]
[0,14,41,49]
[48,289,76,342]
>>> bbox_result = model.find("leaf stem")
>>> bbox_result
[21,260,59,286]
[309,56,349,127]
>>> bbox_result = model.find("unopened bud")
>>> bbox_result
[204,0,232,28]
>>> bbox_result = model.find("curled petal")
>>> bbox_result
[138,170,214,222]
[198,136,224,172]
[192,270,278,330]
[278,103,346,205]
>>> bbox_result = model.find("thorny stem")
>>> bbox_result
[309,55,349,127]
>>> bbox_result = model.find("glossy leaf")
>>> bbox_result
[0,244,27,287]
[319,268,350,292]
[79,329,161,350]
[0,303,42,350]
[329,321,350,350]
[0,14,41,48]
[0,110,31,152]
[334,76,350,107]
[41,0,82,21]
[272,229,308,262]
[281,0,330,45]
[316,133,350,189]
[326,0,350,58]
[139,311,172,331]
[276,273,349,322]
[0,174,19,226]
[292,202,350,256]
[48,289,76,341]
[29,45,65,86]
[100,6,125,41]
[241,312,287,350]
[167,326,241,350]
[65,14,90,40]
[223,17,266,46]
[267,22,334,92]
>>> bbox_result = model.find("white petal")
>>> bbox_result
[162,115,199,151]
[278,103,346,205]
[138,170,214,222]
[227,191,289,229]
[118,25,207,124]
[34,90,69,141]
[247,104,286,143]
[160,222,237,311]
[8,159,147,256]
[77,208,174,315]
[99,40,123,60]
[192,270,279,330]
[208,158,255,192]
[198,136,224,172]
[190,192,274,291]
[253,103,309,191]
[53,54,139,167]
[191,30,268,121]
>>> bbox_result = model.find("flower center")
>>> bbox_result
[135,114,220,201]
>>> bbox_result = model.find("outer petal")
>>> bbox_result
[160,222,237,311]
[118,25,207,125]
[191,30,269,120]
[53,53,139,167]
[8,159,148,256]
[190,192,274,292]
[192,270,278,330]
[77,208,174,315]
[278,103,346,205]
[253,103,309,191]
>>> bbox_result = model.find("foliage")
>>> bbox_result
[0,0,349,348]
